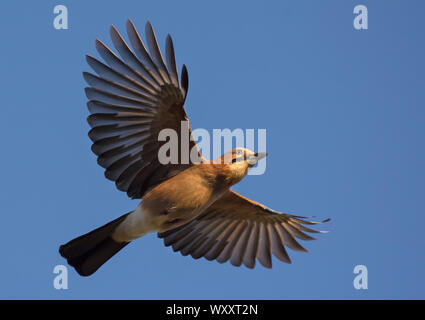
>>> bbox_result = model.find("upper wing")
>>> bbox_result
[158,190,330,268]
[84,20,203,199]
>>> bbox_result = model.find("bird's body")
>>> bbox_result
[113,163,242,242]
[59,20,329,276]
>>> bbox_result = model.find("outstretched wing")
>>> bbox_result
[84,20,203,199]
[158,190,330,268]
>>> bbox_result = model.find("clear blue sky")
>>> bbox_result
[0,0,424,299]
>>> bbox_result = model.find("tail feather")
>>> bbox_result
[59,212,131,276]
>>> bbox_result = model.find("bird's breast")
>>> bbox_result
[141,166,228,232]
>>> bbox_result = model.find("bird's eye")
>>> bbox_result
[236,149,242,155]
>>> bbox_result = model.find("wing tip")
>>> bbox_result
[145,20,154,37]
[166,33,173,44]
[109,24,121,41]
[258,260,272,269]
[126,18,136,32]
[243,263,255,269]
[181,64,189,95]
[145,20,153,30]
[109,24,117,33]
[82,71,90,83]
[83,87,91,99]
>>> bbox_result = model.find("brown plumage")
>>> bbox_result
[59,20,329,276]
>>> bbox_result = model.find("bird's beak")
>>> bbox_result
[255,152,268,161]
[247,152,268,165]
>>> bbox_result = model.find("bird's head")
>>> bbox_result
[211,148,267,185]
[219,147,267,173]
[220,147,267,184]
[229,147,267,166]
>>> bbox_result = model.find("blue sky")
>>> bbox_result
[0,0,424,299]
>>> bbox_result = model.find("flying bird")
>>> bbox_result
[59,20,329,276]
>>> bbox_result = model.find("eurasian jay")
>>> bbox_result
[59,20,329,276]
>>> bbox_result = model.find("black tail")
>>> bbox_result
[59,213,131,276]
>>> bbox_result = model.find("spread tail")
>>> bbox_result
[59,212,131,276]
